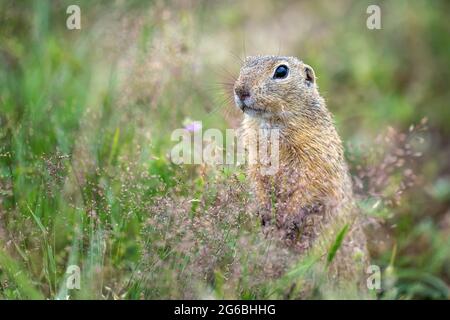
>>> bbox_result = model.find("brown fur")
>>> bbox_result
[234,56,368,285]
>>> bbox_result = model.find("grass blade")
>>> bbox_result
[326,224,349,267]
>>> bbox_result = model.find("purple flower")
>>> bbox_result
[183,119,201,132]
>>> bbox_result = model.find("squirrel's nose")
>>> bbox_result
[235,87,250,102]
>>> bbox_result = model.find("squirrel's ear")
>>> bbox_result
[304,64,315,85]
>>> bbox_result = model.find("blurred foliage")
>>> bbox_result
[0,0,449,299]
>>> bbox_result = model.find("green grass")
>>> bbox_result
[0,0,449,299]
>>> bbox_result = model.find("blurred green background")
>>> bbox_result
[0,0,449,299]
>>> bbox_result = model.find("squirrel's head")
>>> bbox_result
[234,56,323,121]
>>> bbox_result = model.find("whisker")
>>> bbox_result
[242,33,247,58]
[229,50,244,64]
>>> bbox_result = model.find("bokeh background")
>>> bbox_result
[0,0,449,299]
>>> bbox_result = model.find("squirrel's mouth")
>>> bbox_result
[234,93,269,117]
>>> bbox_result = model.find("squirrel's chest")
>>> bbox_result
[249,161,320,203]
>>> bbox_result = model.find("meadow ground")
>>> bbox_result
[0,0,449,299]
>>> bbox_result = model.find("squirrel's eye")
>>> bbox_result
[273,65,289,79]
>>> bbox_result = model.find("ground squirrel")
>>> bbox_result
[234,56,368,283]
